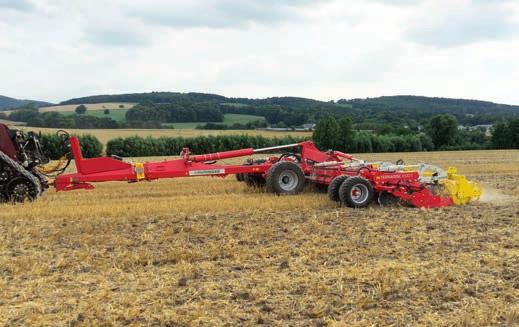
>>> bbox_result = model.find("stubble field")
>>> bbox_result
[0,150,518,326]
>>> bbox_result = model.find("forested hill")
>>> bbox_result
[0,95,52,110]
[59,92,519,127]
[62,92,519,113]
[60,92,336,109]
[340,95,519,116]
[338,95,519,127]
[61,92,228,105]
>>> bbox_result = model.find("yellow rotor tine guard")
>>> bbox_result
[441,167,482,205]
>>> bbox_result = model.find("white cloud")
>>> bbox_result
[407,0,516,48]
[0,0,518,104]
[124,0,326,29]
[0,0,33,11]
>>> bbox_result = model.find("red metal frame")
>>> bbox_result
[53,136,453,208]
[0,124,18,160]
[54,138,338,191]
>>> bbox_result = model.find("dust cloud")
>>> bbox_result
[479,187,514,203]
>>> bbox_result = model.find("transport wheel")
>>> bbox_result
[266,161,305,195]
[377,191,400,207]
[327,175,349,202]
[7,177,37,203]
[338,176,374,208]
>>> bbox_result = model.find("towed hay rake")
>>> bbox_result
[0,123,481,208]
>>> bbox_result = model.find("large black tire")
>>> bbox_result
[327,175,349,202]
[235,173,245,182]
[338,176,374,208]
[242,159,267,187]
[0,191,8,203]
[377,191,400,207]
[244,174,266,187]
[266,161,305,195]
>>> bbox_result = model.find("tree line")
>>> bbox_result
[7,107,167,129]
[106,135,307,157]
[195,120,267,130]
[125,102,224,124]
[38,116,518,161]
[40,134,103,159]
[9,109,120,129]
[491,119,519,149]
[312,114,519,152]
[312,116,434,153]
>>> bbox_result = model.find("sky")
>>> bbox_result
[1,0,518,104]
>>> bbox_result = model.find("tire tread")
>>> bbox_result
[338,176,374,208]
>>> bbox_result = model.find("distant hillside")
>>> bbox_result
[339,95,519,115]
[62,92,519,113]
[60,92,335,109]
[0,95,52,111]
[59,92,519,126]
[337,95,519,127]
[61,92,227,106]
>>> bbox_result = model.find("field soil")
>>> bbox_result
[39,103,136,113]
[0,150,518,326]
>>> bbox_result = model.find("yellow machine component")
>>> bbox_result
[440,167,482,205]
[37,155,68,174]
[134,162,145,181]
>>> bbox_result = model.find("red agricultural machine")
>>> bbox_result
[0,123,482,207]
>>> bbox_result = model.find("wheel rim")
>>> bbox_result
[350,184,369,204]
[278,170,298,192]
[9,181,34,202]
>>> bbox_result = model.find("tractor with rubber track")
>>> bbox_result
[0,123,482,208]
[0,124,49,202]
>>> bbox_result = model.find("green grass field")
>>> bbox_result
[5,103,266,129]
[42,103,264,129]
[61,109,128,122]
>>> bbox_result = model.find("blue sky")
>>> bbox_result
[0,0,518,104]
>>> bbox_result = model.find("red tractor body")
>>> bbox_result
[0,124,19,160]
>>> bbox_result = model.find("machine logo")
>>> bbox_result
[376,172,416,180]
[189,169,226,176]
